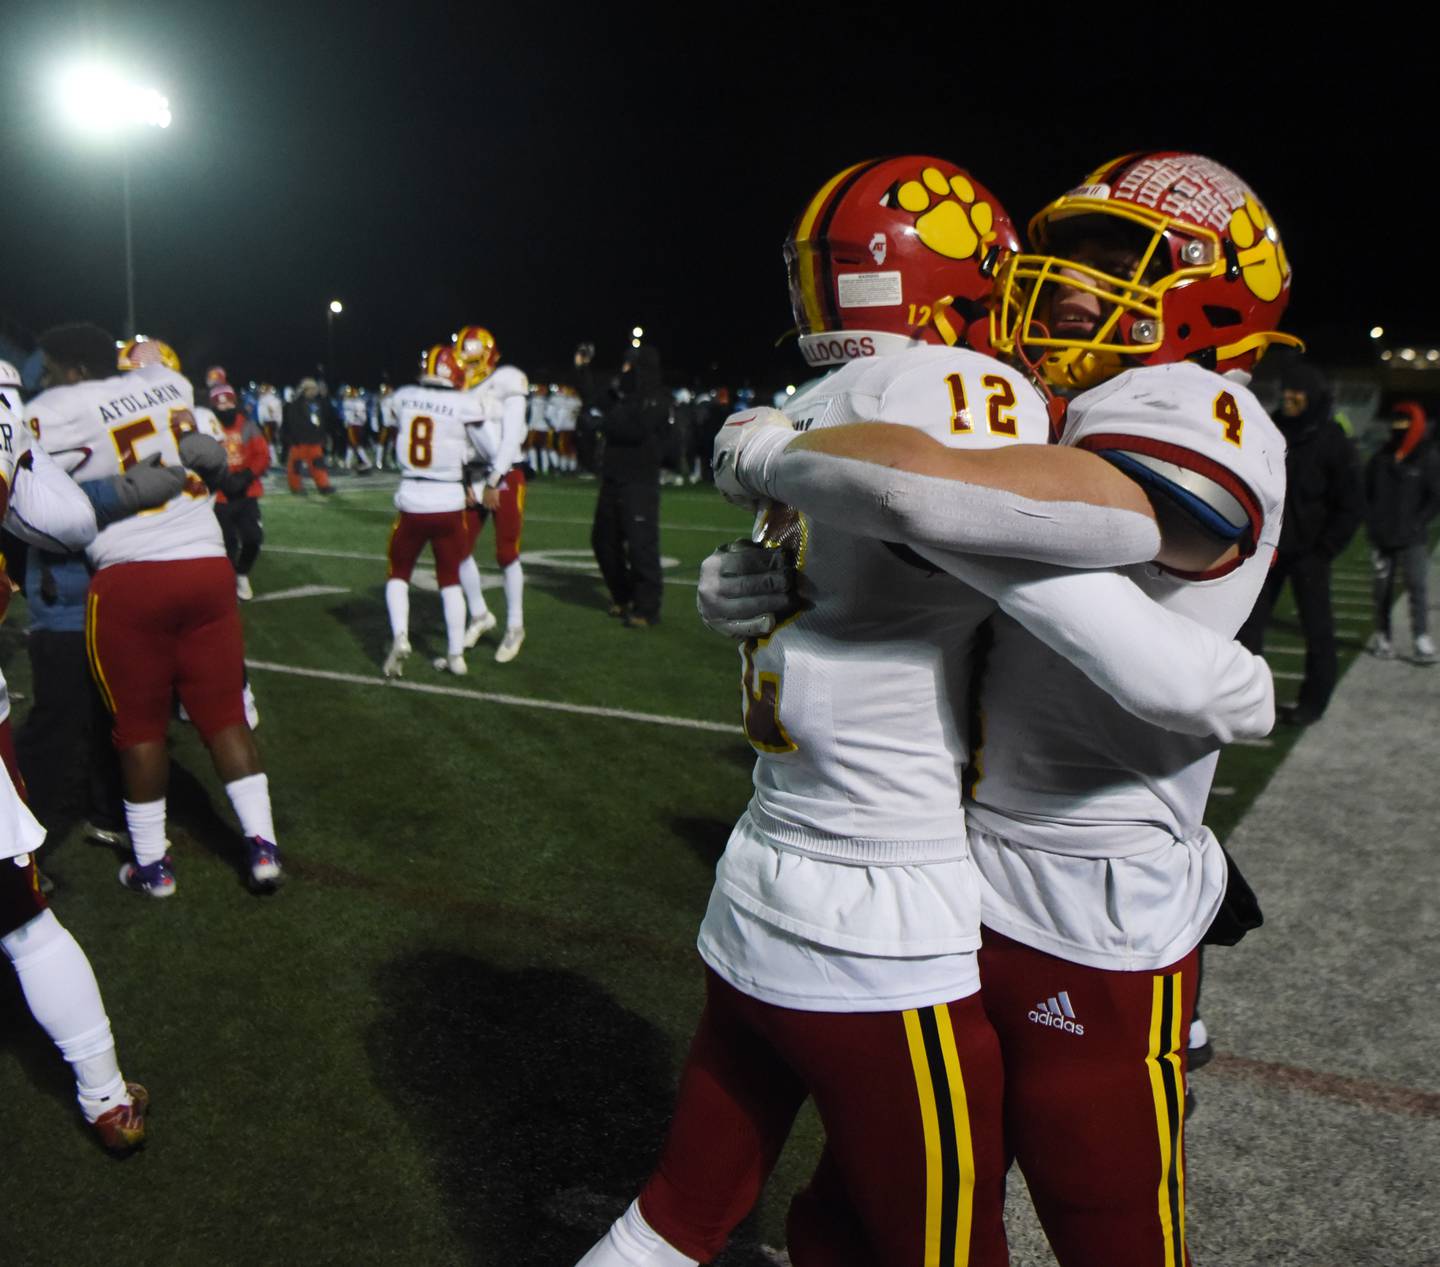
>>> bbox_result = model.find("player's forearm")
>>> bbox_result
[926,551,1275,741]
[755,430,1160,570]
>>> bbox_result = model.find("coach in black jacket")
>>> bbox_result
[589,344,667,627]
[1239,358,1362,724]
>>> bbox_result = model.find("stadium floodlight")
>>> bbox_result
[632,326,644,339]
[630,338,641,349]
[327,301,344,376]
[1399,348,1417,362]
[1369,326,1385,339]
[55,62,173,339]
[56,62,171,134]
[1381,350,1393,362]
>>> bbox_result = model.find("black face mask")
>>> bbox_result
[217,407,237,426]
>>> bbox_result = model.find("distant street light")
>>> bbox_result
[1370,326,1385,339]
[327,300,344,379]
[632,326,644,339]
[55,63,172,339]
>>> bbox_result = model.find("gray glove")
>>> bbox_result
[111,453,189,513]
[177,430,229,490]
[696,538,798,638]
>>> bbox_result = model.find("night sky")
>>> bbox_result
[0,3,1427,392]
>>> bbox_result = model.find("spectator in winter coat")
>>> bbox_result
[280,379,335,495]
[1364,401,1440,663]
[588,344,667,627]
[210,383,271,600]
[1238,356,1363,724]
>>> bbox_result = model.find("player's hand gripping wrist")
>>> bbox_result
[712,407,799,508]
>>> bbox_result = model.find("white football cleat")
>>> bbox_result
[382,636,412,678]
[1365,631,1393,659]
[1416,633,1437,664]
[463,609,498,649]
[495,627,525,663]
[236,574,254,600]
[432,653,467,675]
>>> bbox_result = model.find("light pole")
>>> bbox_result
[56,63,172,338]
[327,300,344,382]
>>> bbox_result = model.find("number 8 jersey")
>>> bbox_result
[390,383,486,513]
[26,364,223,569]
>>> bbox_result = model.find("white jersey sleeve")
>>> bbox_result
[758,347,1160,569]
[4,428,100,553]
[25,366,223,569]
[392,384,484,513]
[466,366,529,482]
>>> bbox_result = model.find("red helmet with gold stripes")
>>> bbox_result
[451,325,499,388]
[784,156,1019,369]
[419,344,465,389]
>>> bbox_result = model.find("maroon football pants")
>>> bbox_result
[638,967,1008,1266]
[979,928,1197,1267]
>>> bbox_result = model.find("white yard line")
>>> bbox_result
[263,544,702,587]
[1270,670,1304,681]
[249,584,351,603]
[1230,738,1274,749]
[244,659,744,735]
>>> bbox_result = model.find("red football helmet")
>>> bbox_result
[451,325,499,387]
[784,156,1020,369]
[117,337,181,372]
[419,344,465,390]
[205,365,229,388]
[992,152,1304,391]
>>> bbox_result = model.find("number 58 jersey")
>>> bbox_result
[391,384,486,514]
[25,364,223,570]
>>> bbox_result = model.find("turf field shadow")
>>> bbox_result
[367,951,780,1265]
[328,592,406,667]
[0,968,79,1130]
[670,815,735,867]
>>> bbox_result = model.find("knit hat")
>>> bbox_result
[209,383,238,409]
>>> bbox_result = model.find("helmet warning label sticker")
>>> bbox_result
[837,271,903,309]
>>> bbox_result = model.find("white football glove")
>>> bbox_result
[696,539,798,639]
[711,406,799,508]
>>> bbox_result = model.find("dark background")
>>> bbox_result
[0,1,1426,390]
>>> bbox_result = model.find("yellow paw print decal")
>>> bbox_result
[896,166,996,260]
[1229,194,1289,302]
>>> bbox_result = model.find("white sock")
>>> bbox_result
[575,1200,698,1267]
[124,798,167,868]
[1189,1016,1209,1048]
[459,557,489,620]
[385,578,410,642]
[3,910,128,1121]
[441,585,466,657]
[502,560,524,630]
[225,772,276,844]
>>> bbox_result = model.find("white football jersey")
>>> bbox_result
[341,395,368,429]
[698,345,1050,1010]
[391,384,485,514]
[26,365,223,570]
[546,392,580,432]
[467,365,529,478]
[966,363,1286,969]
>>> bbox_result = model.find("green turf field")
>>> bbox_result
[0,473,1377,1265]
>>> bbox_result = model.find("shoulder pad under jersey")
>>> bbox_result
[487,365,529,398]
[1062,363,1285,550]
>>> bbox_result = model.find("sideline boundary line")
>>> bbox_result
[263,544,702,587]
[245,658,744,735]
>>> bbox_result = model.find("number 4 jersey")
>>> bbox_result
[390,384,486,513]
[26,365,223,570]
